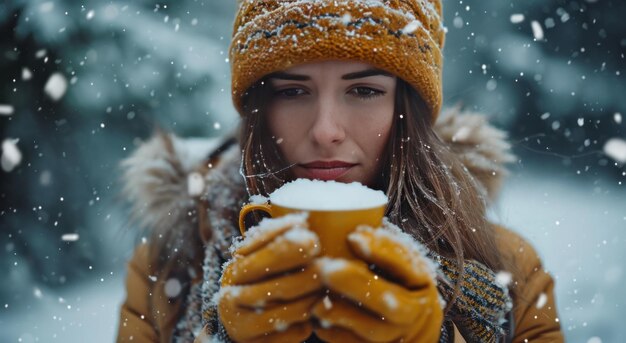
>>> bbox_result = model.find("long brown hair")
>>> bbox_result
[239,77,515,311]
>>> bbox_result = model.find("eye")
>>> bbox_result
[274,88,308,98]
[349,87,385,99]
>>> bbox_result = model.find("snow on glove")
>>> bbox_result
[313,220,444,343]
[217,213,324,343]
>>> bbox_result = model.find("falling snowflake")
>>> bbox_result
[603,138,626,163]
[531,21,544,41]
[510,14,525,24]
[164,278,182,298]
[61,233,80,242]
[35,49,47,59]
[536,292,547,309]
[323,295,333,310]
[0,104,14,116]
[22,68,33,81]
[1,138,22,172]
[33,287,43,299]
[44,73,68,101]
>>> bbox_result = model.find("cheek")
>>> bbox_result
[266,106,302,160]
[267,101,314,138]
[360,108,394,154]
[266,105,290,140]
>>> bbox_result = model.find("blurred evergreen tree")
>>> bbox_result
[442,0,624,176]
[0,0,237,304]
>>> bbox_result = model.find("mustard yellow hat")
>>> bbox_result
[230,0,445,121]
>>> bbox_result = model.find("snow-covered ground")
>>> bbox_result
[491,167,626,342]
[0,273,125,342]
[1,169,624,342]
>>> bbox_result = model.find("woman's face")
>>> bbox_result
[266,60,396,187]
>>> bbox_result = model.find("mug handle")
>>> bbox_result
[238,203,273,237]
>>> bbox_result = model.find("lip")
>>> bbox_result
[299,160,356,181]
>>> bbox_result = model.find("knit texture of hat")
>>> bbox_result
[229,0,445,121]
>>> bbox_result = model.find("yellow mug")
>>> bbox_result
[238,203,386,259]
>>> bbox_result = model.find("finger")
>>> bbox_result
[236,213,309,256]
[312,296,404,342]
[244,321,313,343]
[223,226,320,285]
[219,292,318,342]
[234,264,323,308]
[404,289,444,343]
[348,225,434,289]
[313,325,365,343]
[316,257,430,325]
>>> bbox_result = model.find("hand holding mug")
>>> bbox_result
[312,221,444,343]
[225,179,442,343]
[218,213,324,342]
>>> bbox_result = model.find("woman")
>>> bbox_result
[117,1,564,342]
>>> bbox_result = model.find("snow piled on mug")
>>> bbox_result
[269,179,388,211]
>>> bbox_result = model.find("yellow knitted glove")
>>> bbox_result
[218,213,323,343]
[313,223,443,343]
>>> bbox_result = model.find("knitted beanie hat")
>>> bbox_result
[230,0,445,121]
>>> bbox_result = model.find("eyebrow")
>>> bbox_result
[268,68,393,81]
[341,68,393,80]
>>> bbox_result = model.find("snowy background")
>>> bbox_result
[0,0,624,342]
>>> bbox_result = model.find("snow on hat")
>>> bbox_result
[229,0,445,122]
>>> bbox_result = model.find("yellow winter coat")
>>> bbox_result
[117,224,563,343]
[116,110,564,342]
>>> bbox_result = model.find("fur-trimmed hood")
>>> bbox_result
[120,107,515,249]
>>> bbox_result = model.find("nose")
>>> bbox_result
[309,97,346,147]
